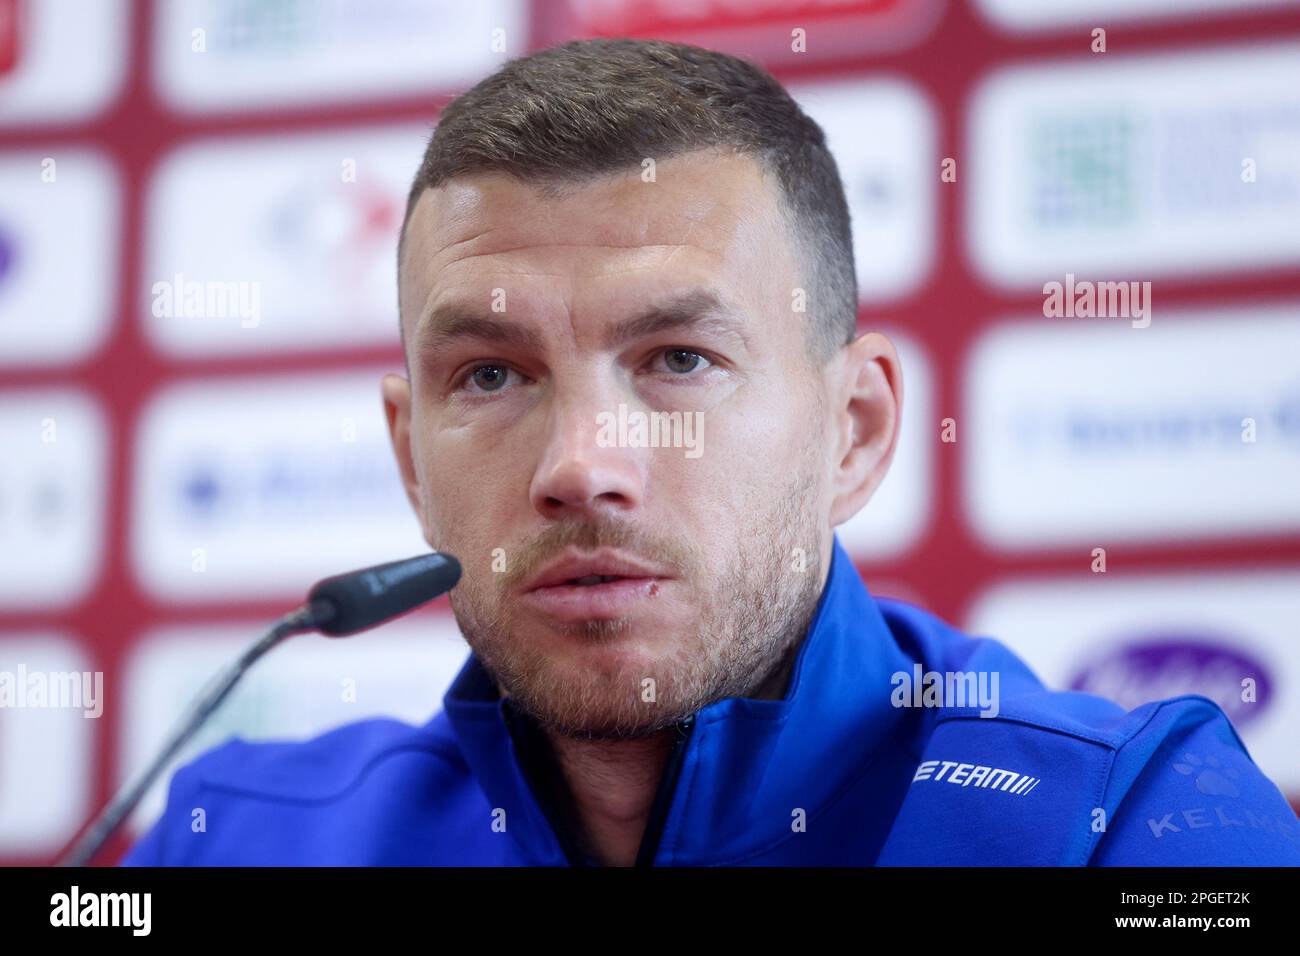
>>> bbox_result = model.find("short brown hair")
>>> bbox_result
[400,37,857,359]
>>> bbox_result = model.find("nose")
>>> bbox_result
[529,388,646,522]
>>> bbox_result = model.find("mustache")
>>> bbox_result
[500,520,697,594]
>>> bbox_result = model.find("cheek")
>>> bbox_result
[716,398,799,475]
[652,414,771,524]
[711,400,822,508]
[420,428,526,545]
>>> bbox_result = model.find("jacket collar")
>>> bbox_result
[440,532,913,864]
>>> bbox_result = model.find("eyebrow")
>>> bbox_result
[414,289,752,360]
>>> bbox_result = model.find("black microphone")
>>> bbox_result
[57,551,462,867]
[308,551,461,636]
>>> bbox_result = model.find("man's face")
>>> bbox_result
[387,149,843,739]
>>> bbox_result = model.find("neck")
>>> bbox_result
[545,730,677,866]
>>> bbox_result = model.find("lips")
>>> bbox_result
[517,548,675,623]
[521,548,674,594]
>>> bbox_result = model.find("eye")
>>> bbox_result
[459,363,517,394]
[657,348,713,375]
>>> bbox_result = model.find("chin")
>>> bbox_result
[541,627,667,681]
[512,641,696,736]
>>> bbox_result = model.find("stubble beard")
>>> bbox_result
[446,449,826,741]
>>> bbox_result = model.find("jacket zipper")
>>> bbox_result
[633,713,696,867]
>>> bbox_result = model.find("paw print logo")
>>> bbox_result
[1172,752,1240,798]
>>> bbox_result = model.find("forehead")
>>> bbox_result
[397,150,797,345]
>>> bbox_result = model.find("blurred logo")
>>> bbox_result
[0,151,117,365]
[0,222,16,289]
[1012,388,1300,456]
[0,0,125,126]
[265,176,396,313]
[978,0,1300,32]
[965,310,1300,545]
[208,0,441,56]
[0,0,20,77]
[572,0,925,32]
[576,0,912,31]
[154,0,519,110]
[571,0,939,61]
[131,372,427,599]
[1027,108,1299,233]
[0,472,68,532]
[1069,636,1272,728]
[144,125,424,354]
[1028,113,1138,229]
[0,392,105,610]
[173,449,399,528]
[969,44,1300,285]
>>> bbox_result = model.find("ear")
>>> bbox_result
[827,331,903,528]
[381,372,432,543]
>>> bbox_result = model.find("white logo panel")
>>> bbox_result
[120,614,470,830]
[964,305,1300,548]
[0,634,95,856]
[968,43,1300,287]
[0,390,107,609]
[131,369,427,601]
[154,0,526,112]
[977,0,1298,32]
[0,150,119,367]
[792,79,937,303]
[144,126,428,356]
[0,0,126,126]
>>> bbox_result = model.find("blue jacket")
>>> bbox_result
[121,535,1300,866]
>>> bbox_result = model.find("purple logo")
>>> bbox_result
[1069,635,1271,728]
[0,224,16,288]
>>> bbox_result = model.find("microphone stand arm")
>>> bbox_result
[57,599,336,867]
